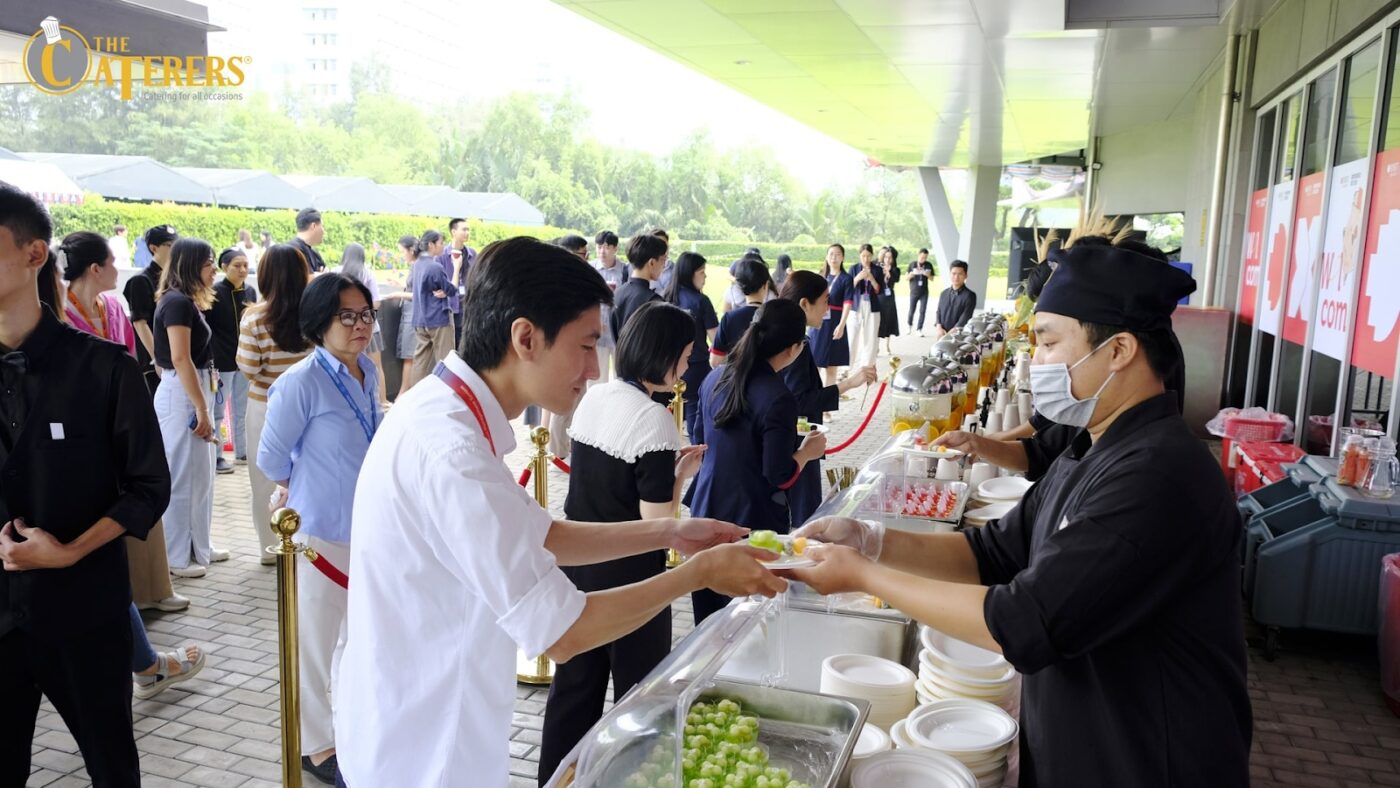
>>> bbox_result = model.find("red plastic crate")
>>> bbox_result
[1223,414,1289,442]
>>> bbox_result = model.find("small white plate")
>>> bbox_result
[749,534,819,568]
[962,502,1015,523]
[976,476,1033,501]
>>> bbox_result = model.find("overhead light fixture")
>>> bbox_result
[734,59,751,66]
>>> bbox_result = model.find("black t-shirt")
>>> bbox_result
[610,277,660,342]
[153,291,213,370]
[909,261,932,293]
[122,264,162,369]
[204,279,257,373]
[290,237,325,273]
[562,440,674,592]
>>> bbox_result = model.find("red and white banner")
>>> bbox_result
[1311,157,1368,361]
[1283,172,1326,345]
[1258,181,1296,336]
[1239,189,1268,324]
[1353,148,1400,377]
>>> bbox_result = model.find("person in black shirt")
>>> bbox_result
[290,207,326,274]
[907,248,933,335]
[608,232,666,342]
[710,257,770,365]
[205,247,258,472]
[153,239,226,577]
[537,302,705,784]
[0,184,171,788]
[932,259,977,339]
[123,224,177,394]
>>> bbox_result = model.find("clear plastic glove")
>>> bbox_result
[269,485,288,514]
[792,516,885,562]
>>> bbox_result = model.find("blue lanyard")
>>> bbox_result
[315,352,377,443]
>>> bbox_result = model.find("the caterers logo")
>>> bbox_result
[23,16,250,99]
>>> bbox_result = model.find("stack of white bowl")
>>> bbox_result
[819,654,917,731]
[894,699,1019,788]
[916,626,1017,710]
[849,748,977,788]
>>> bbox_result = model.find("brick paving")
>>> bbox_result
[26,329,1400,787]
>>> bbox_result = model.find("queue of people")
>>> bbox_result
[8,181,1209,788]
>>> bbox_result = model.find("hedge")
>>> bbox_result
[49,197,575,268]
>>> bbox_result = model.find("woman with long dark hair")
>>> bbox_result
[238,244,312,564]
[774,253,793,289]
[154,238,226,575]
[809,243,853,388]
[878,245,901,353]
[663,251,718,436]
[536,301,706,783]
[59,232,189,610]
[779,270,877,525]
[688,299,827,623]
[848,242,884,369]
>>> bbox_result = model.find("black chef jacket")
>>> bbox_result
[0,310,170,640]
[966,393,1250,787]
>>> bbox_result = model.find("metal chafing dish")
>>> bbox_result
[546,599,870,788]
[889,361,955,436]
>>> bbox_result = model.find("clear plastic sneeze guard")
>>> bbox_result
[548,596,870,788]
[813,430,970,531]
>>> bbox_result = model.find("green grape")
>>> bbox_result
[688,780,714,788]
[748,530,782,552]
[717,699,741,715]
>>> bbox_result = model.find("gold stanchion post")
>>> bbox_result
[271,508,305,788]
[518,426,557,686]
[666,380,686,568]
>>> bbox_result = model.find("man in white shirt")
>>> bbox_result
[336,237,786,787]
[106,224,130,268]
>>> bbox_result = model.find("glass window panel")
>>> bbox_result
[1301,70,1337,177]
[1276,96,1302,183]
[1336,41,1381,164]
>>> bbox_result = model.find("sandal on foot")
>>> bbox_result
[134,645,206,700]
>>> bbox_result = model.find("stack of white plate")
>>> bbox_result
[849,748,977,788]
[916,627,1017,708]
[901,699,1019,788]
[820,654,917,731]
[850,723,892,761]
[976,476,1032,503]
[962,501,1015,528]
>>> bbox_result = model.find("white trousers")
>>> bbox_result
[595,344,613,384]
[245,398,280,557]
[850,301,880,368]
[154,370,215,569]
[300,536,350,755]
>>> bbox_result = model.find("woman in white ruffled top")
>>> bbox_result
[536,301,706,784]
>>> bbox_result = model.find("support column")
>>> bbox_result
[917,166,960,281]
[958,164,1001,304]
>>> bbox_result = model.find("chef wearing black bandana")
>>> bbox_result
[788,241,1251,787]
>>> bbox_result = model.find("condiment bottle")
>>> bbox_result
[1361,437,1398,499]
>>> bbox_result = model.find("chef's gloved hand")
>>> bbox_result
[792,516,885,562]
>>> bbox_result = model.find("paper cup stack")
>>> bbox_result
[820,654,917,731]
[901,699,1019,788]
[916,626,1018,708]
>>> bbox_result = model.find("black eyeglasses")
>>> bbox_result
[336,308,378,327]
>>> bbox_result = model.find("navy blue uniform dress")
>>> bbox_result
[965,394,1251,787]
[808,270,852,367]
[710,304,758,362]
[781,345,839,526]
[688,364,802,623]
[675,288,719,437]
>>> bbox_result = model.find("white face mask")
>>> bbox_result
[1029,338,1116,428]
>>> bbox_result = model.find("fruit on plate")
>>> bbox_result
[796,417,811,434]
[625,699,811,788]
[790,536,807,556]
[747,530,783,553]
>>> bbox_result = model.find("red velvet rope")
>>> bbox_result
[518,466,532,487]
[307,552,349,589]
[825,380,889,455]
[552,457,571,474]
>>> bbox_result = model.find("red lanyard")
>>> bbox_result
[433,362,495,456]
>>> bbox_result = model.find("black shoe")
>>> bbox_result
[216,457,234,474]
[302,754,338,785]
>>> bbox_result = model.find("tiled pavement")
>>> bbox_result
[27,328,1400,787]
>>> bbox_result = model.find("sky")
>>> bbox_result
[207,0,871,192]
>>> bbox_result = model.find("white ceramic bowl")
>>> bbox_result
[850,749,978,788]
[904,699,1019,757]
[919,628,1011,679]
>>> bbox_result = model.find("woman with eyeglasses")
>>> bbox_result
[256,273,381,784]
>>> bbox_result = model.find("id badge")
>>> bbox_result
[823,309,831,322]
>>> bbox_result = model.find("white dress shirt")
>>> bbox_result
[335,354,587,786]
